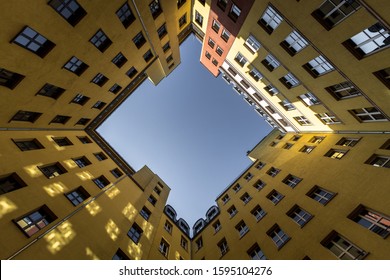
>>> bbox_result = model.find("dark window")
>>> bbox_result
[38,162,67,179]
[71,94,90,105]
[110,168,123,178]
[77,136,92,144]
[36,83,65,99]
[65,186,90,206]
[157,24,168,39]
[143,49,154,62]
[133,32,146,49]
[75,118,90,125]
[166,55,173,63]
[217,0,227,11]
[0,68,25,89]
[126,67,138,78]
[109,83,122,94]
[92,101,106,110]
[208,38,215,48]
[336,137,360,147]
[140,207,151,220]
[177,0,186,9]
[365,154,390,168]
[94,152,107,161]
[266,167,280,177]
[162,42,171,52]
[380,139,390,150]
[50,115,71,124]
[14,205,57,237]
[349,107,387,122]
[91,73,108,87]
[89,29,112,52]
[282,174,302,188]
[348,205,390,238]
[287,205,313,227]
[253,179,266,191]
[247,243,267,260]
[116,2,136,28]
[112,248,130,260]
[179,13,187,28]
[221,29,230,42]
[205,51,211,60]
[307,185,335,205]
[48,0,86,26]
[198,0,205,6]
[52,137,73,146]
[325,81,361,100]
[168,63,175,69]
[93,175,110,189]
[266,189,284,205]
[63,56,89,76]
[229,4,241,22]
[159,239,169,257]
[73,156,91,168]
[216,46,223,56]
[212,20,221,33]
[321,231,367,259]
[0,173,27,195]
[112,52,128,68]
[148,195,157,206]
[6,107,33,124]
[128,223,143,244]
[251,205,266,221]
[267,224,290,249]
[12,26,55,58]
[373,67,390,89]
[13,139,44,151]
[218,238,229,256]
[149,0,163,19]
[195,11,203,27]
[212,59,218,66]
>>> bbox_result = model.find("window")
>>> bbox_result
[133,32,146,49]
[91,73,108,87]
[307,185,335,205]
[256,162,266,169]
[221,29,230,42]
[148,195,157,206]
[48,0,86,26]
[248,244,267,260]
[326,81,361,100]
[177,0,186,9]
[240,192,252,204]
[109,83,122,94]
[267,190,284,205]
[221,194,230,204]
[0,68,25,89]
[166,55,173,63]
[162,42,171,53]
[216,46,224,56]
[343,23,390,59]
[349,107,387,122]
[365,155,390,168]
[251,205,266,222]
[291,135,301,141]
[299,145,315,154]
[229,4,241,22]
[321,231,367,259]
[52,137,73,146]
[218,238,229,256]
[234,53,247,67]
[380,139,390,150]
[244,173,253,181]
[249,68,262,82]
[159,239,169,257]
[110,168,123,178]
[280,73,300,88]
[195,11,203,27]
[73,156,91,167]
[13,139,44,151]
[293,116,312,126]
[262,54,280,71]
[232,184,241,193]
[213,220,221,233]
[0,173,27,195]
[128,223,143,244]
[112,53,128,68]
[336,137,360,147]
[299,92,321,106]
[14,205,57,237]
[253,180,266,191]
[228,205,238,218]
[93,175,110,189]
[63,56,89,76]
[180,236,188,250]
[75,118,90,126]
[287,205,313,227]
[157,24,168,39]
[324,149,348,159]
[195,237,203,250]
[208,38,215,48]
[70,94,88,106]
[349,205,390,238]
[266,167,280,177]
[89,29,112,52]
[281,30,308,55]
[309,136,325,144]
[140,207,151,220]
[143,49,154,63]
[77,136,92,144]
[149,0,163,19]
[38,162,67,179]
[282,174,302,188]
[126,67,138,78]
[236,220,249,237]
[168,63,175,70]
[178,13,187,28]
[164,220,173,234]
[112,248,130,260]
[258,6,283,34]
[50,115,71,125]
[212,20,221,33]
[205,51,211,60]
[304,55,334,77]
[92,101,106,110]
[116,2,136,28]
[65,186,90,206]
[153,186,161,195]
[12,26,55,58]
[245,35,261,53]
[198,0,205,6]
[373,67,390,89]
[217,0,227,11]
[267,224,290,249]
[281,100,296,111]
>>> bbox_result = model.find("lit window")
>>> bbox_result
[349,205,390,238]
[14,205,57,237]
[321,231,367,259]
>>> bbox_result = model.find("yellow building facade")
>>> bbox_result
[0,0,389,260]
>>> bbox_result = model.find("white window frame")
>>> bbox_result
[307,55,334,75]
[284,30,308,53]
[260,6,283,31]
[245,35,261,53]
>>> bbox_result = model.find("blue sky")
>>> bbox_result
[98,35,272,227]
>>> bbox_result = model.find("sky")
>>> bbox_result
[98,35,272,227]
